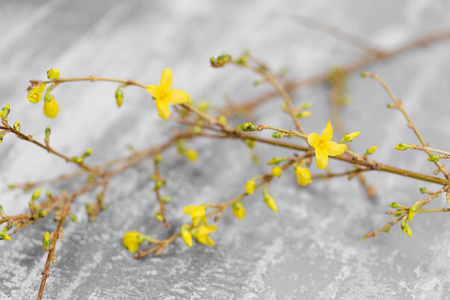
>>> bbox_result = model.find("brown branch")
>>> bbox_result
[221,28,450,117]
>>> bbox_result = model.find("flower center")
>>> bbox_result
[318,140,326,150]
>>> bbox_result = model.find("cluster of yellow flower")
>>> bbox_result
[27,68,190,120]
[27,68,60,118]
[24,68,355,253]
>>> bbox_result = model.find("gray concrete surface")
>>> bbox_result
[1,1,450,299]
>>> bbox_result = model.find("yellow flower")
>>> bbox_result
[146,68,190,119]
[185,149,198,162]
[122,231,145,253]
[180,225,193,247]
[294,166,312,186]
[232,202,245,219]
[0,232,12,241]
[245,180,256,195]
[47,68,60,80]
[264,194,278,213]
[192,224,217,247]
[271,167,282,177]
[307,120,347,169]
[183,205,207,226]
[43,96,59,118]
[27,83,46,104]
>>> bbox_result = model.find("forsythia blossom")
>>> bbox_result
[122,231,145,253]
[294,166,312,186]
[192,224,217,247]
[146,68,190,119]
[182,205,207,227]
[43,94,59,118]
[47,68,60,80]
[307,120,347,169]
[27,84,46,104]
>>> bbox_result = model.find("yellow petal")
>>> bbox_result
[182,205,196,214]
[159,68,172,91]
[165,88,189,105]
[192,217,201,227]
[197,234,215,247]
[325,141,347,156]
[156,99,170,119]
[307,133,319,148]
[315,148,329,169]
[146,85,158,98]
[320,120,333,142]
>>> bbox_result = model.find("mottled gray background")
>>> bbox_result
[1,1,450,299]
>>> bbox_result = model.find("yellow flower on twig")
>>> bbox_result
[294,166,312,186]
[192,224,217,247]
[43,95,59,118]
[122,231,145,253]
[182,205,207,226]
[307,120,347,169]
[146,69,189,119]
[232,202,246,219]
[27,84,46,104]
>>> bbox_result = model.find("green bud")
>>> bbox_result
[383,227,390,233]
[87,174,95,183]
[69,213,78,222]
[13,121,20,131]
[389,202,400,208]
[296,111,311,118]
[400,220,406,231]
[71,156,83,163]
[300,102,313,109]
[0,232,12,241]
[406,226,412,238]
[428,155,440,162]
[360,72,368,78]
[155,213,163,222]
[395,143,409,151]
[43,232,50,249]
[272,132,282,139]
[245,139,256,148]
[45,126,51,139]
[46,191,52,198]
[82,148,93,158]
[267,157,283,165]
[155,181,163,190]
[365,146,378,156]
[115,86,124,108]
[38,211,47,218]
[44,92,53,103]
[161,196,172,203]
[241,123,257,132]
[31,189,41,201]
[387,104,396,108]
[419,187,428,194]
[155,154,163,163]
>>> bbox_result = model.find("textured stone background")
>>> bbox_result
[1,1,450,299]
